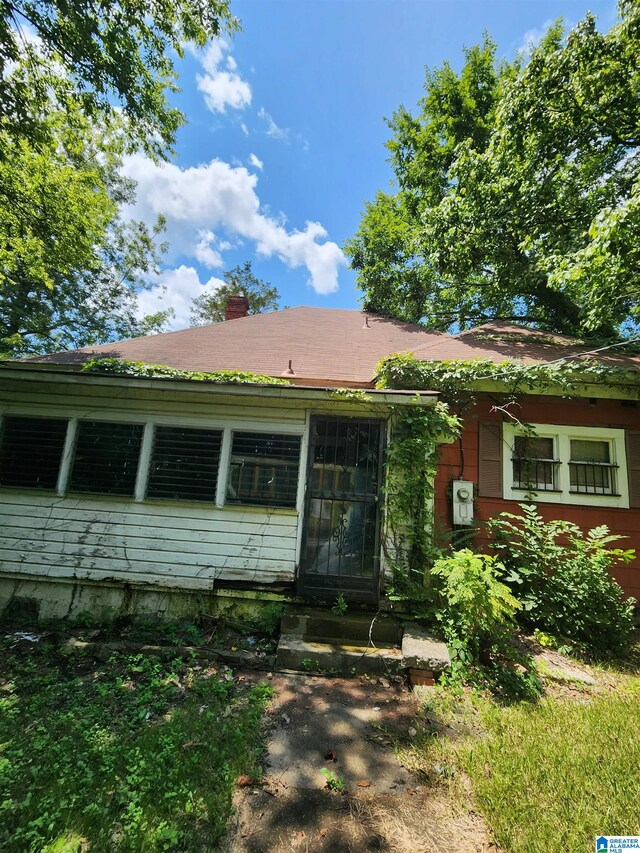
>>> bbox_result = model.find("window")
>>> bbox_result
[512,435,559,492]
[227,431,301,508]
[503,423,629,508]
[147,426,223,502]
[0,415,68,490]
[569,439,616,495]
[70,420,143,496]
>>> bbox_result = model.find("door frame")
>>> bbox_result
[297,414,386,604]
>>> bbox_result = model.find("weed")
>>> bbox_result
[331,593,348,616]
[0,639,272,851]
[251,602,284,638]
[321,768,346,792]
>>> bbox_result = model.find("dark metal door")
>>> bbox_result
[299,416,384,603]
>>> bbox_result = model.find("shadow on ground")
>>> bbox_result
[225,674,492,853]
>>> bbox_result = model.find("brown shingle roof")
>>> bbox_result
[26,312,640,384]
[29,307,447,386]
[410,320,640,368]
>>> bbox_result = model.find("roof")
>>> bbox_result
[24,312,640,386]
[28,307,447,387]
[410,321,640,369]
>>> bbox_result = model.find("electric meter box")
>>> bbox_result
[452,479,474,526]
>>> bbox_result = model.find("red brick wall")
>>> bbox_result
[434,394,640,600]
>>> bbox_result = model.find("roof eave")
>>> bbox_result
[0,363,438,406]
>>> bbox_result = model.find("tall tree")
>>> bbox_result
[345,2,640,339]
[0,0,237,159]
[190,262,280,325]
[0,82,171,356]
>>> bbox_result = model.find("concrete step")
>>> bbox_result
[275,635,404,676]
[281,608,403,646]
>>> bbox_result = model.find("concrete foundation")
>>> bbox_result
[0,573,291,624]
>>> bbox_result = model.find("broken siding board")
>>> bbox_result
[0,519,295,550]
[0,519,298,550]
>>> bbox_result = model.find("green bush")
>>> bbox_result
[487,505,636,655]
[431,549,521,662]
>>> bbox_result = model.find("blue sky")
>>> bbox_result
[130,0,619,328]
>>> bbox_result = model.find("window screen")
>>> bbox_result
[70,421,143,496]
[0,415,68,489]
[147,426,223,501]
[227,432,301,508]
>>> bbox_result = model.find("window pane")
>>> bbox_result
[513,436,554,459]
[569,439,614,494]
[0,416,68,489]
[70,421,143,496]
[147,426,222,502]
[570,440,610,463]
[227,432,301,508]
[512,435,556,490]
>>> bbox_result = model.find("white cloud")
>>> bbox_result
[517,19,555,56]
[195,39,251,113]
[240,122,249,136]
[138,266,225,329]
[123,153,346,295]
[195,231,224,268]
[248,153,263,170]
[258,107,288,141]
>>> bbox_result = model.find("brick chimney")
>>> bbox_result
[225,294,250,321]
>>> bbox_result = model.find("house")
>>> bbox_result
[0,302,638,620]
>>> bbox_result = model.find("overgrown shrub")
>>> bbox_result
[431,549,521,664]
[487,505,636,655]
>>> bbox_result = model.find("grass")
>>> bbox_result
[408,643,640,853]
[0,635,272,852]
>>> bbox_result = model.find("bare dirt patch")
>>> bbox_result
[225,674,493,853]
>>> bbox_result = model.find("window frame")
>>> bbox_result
[0,408,307,511]
[503,423,629,508]
[226,429,303,509]
[511,434,561,493]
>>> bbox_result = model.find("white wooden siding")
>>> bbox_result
[0,379,307,590]
[0,493,299,589]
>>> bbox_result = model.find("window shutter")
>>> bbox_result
[478,422,503,498]
[626,431,640,508]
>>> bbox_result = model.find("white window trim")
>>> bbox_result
[503,423,630,509]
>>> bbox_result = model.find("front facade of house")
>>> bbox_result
[1,307,639,618]
[0,326,438,618]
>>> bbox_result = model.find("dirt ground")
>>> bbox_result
[225,674,494,853]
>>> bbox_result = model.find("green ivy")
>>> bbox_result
[329,388,373,403]
[384,401,460,595]
[376,353,640,408]
[81,358,291,385]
